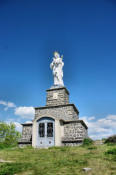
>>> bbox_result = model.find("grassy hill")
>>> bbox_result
[0,144,116,175]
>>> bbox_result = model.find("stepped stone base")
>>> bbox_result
[19,87,88,147]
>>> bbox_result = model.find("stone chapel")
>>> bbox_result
[18,52,88,147]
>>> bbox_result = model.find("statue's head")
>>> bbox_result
[54,51,60,59]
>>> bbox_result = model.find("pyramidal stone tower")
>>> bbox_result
[18,52,88,147]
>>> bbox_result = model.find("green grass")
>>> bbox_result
[0,144,116,175]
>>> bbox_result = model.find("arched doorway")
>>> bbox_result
[37,117,55,147]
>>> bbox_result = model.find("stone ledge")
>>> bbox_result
[21,123,32,126]
[18,141,32,144]
[62,140,83,143]
[46,87,69,95]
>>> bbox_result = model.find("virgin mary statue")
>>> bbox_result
[50,51,64,87]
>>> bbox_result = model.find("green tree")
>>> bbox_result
[0,122,21,148]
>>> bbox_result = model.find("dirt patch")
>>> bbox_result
[0,159,13,163]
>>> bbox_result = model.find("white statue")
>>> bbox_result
[50,51,64,87]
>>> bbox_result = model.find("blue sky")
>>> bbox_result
[0,0,116,139]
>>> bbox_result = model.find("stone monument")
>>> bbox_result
[18,52,88,147]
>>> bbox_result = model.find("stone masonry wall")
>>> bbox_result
[35,105,79,121]
[21,125,32,142]
[62,121,88,145]
[46,88,69,106]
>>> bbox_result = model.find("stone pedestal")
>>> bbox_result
[46,87,69,106]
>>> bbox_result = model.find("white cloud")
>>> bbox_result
[0,100,34,119]
[0,100,7,106]
[7,102,16,108]
[0,100,34,131]
[25,120,32,124]
[80,115,116,140]
[14,106,34,119]
[14,122,22,132]
[106,114,116,120]
[0,100,16,111]
[88,116,95,121]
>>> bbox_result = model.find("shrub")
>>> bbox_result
[104,135,116,144]
[0,122,21,148]
[102,138,106,142]
[105,148,116,155]
[83,138,93,146]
